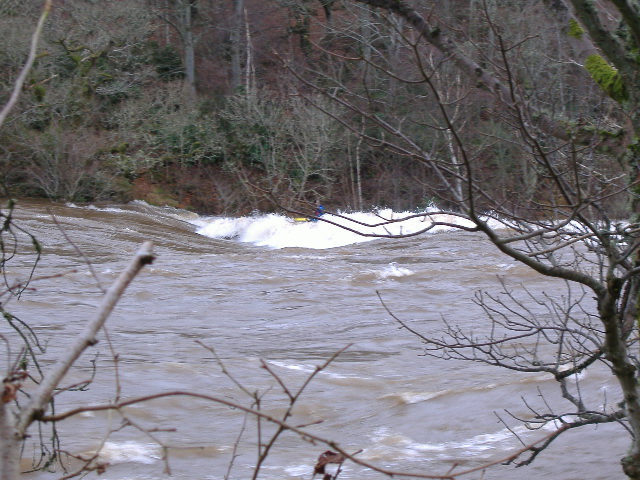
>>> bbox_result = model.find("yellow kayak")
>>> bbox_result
[293,217,310,222]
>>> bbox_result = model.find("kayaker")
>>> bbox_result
[310,205,325,221]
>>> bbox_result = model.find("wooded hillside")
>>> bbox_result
[0,0,625,215]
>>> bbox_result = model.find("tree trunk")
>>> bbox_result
[230,0,244,92]
[0,403,20,480]
[597,271,640,479]
[181,0,196,99]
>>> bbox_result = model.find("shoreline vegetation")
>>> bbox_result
[0,1,629,219]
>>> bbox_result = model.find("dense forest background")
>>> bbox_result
[0,0,621,214]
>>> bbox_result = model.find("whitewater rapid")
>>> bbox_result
[190,209,482,249]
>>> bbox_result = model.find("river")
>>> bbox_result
[3,200,626,480]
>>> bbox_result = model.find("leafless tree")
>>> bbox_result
[150,0,212,99]
[280,0,640,477]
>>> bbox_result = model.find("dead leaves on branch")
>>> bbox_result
[313,450,346,479]
[2,369,27,404]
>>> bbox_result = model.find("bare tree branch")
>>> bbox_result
[0,0,52,128]
[17,241,155,433]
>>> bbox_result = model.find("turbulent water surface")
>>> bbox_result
[4,200,626,480]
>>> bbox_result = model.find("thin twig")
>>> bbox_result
[0,0,52,127]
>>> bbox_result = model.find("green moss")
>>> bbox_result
[584,54,628,102]
[32,84,46,102]
[110,142,129,154]
[568,18,584,39]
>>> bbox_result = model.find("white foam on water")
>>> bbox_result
[381,390,451,404]
[283,464,313,477]
[266,360,364,380]
[83,441,162,465]
[376,263,415,279]
[67,202,128,214]
[191,209,491,250]
[364,423,546,463]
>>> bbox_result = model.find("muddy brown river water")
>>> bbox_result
[2,200,626,479]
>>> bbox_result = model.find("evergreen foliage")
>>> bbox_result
[150,42,185,81]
